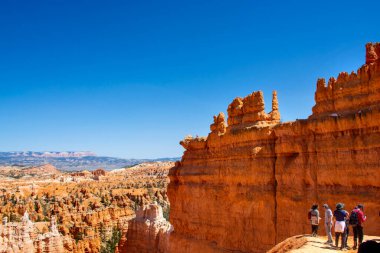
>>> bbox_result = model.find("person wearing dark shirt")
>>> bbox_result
[351,204,367,249]
[333,203,349,250]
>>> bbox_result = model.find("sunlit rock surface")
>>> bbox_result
[166,43,380,253]
[120,203,172,253]
[0,162,172,253]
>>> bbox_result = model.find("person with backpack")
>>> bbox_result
[323,204,333,244]
[308,204,320,237]
[350,204,367,250]
[333,203,349,250]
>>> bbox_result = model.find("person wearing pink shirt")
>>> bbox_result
[350,204,367,250]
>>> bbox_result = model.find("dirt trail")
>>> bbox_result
[268,235,380,253]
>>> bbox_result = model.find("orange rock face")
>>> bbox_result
[227,90,280,129]
[312,42,380,118]
[0,212,67,253]
[167,43,380,253]
[121,203,172,253]
[0,162,172,253]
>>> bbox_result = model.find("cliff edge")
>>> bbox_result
[167,43,380,253]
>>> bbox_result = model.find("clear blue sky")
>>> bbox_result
[0,0,379,159]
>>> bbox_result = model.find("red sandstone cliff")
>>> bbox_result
[166,43,380,253]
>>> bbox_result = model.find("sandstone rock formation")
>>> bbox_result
[35,215,65,253]
[23,164,61,176]
[121,203,172,253]
[0,164,60,180]
[312,42,380,118]
[270,91,281,122]
[0,211,65,253]
[91,168,106,177]
[0,212,34,253]
[0,162,173,253]
[210,113,227,136]
[227,90,280,129]
[167,43,380,253]
[366,42,380,64]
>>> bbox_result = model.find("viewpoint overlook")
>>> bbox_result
[0,43,379,253]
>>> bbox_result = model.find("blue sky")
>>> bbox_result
[0,0,379,158]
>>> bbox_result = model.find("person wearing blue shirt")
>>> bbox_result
[333,203,349,250]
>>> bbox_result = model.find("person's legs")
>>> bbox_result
[335,232,341,247]
[345,226,349,248]
[311,225,318,236]
[358,225,364,244]
[325,223,333,242]
[341,231,346,249]
[353,225,358,249]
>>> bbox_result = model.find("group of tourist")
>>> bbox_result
[308,203,366,251]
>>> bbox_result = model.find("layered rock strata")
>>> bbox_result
[167,43,380,253]
[121,203,172,253]
[0,212,65,253]
[312,42,380,118]
[227,90,281,129]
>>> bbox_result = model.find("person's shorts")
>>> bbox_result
[335,221,345,233]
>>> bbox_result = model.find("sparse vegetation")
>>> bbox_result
[100,227,122,253]
[163,205,170,221]
[0,162,172,252]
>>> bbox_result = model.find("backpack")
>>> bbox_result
[308,210,312,220]
[349,210,359,226]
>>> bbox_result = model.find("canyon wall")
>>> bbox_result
[167,43,380,253]
[120,204,172,253]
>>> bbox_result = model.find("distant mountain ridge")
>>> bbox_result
[0,152,179,171]
[2,151,97,158]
